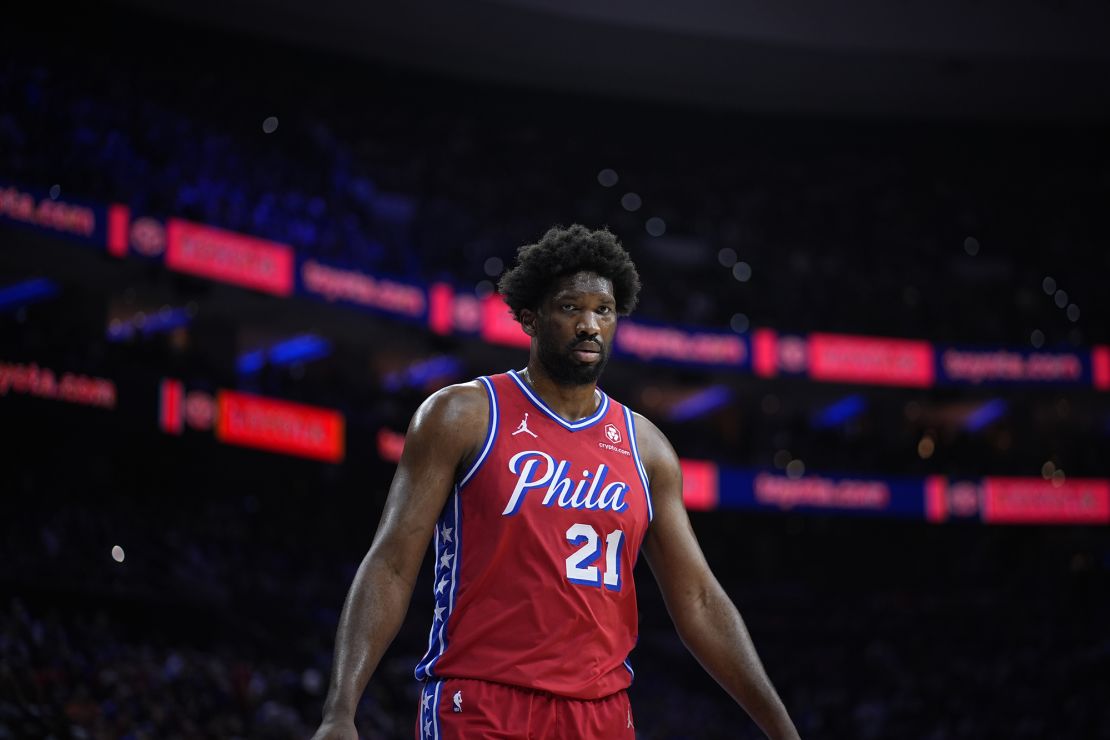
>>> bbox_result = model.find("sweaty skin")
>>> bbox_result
[312,271,799,740]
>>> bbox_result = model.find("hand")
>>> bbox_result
[309,717,359,740]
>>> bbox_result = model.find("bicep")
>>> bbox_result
[367,387,485,584]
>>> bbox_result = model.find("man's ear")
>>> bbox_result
[519,308,537,337]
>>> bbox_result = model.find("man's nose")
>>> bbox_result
[577,313,600,335]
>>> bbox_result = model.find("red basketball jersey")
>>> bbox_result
[414,370,654,700]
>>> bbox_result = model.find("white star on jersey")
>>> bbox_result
[439,551,455,570]
[434,604,446,622]
[422,692,432,710]
[441,525,453,543]
[436,576,449,595]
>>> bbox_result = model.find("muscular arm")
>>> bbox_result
[313,383,488,738]
[637,414,800,740]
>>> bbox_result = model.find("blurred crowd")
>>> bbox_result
[3,16,1108,476]
[2,16,1108,347]
[2,444,1107,739]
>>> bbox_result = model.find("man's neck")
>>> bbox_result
[519,362,600,422]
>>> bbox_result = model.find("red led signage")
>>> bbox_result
[428,283,455,335]
[480,294,531,349]
[808,333,935,388]
[752,329,779,378]
[981,477,1110,525]
[216,390,345,462]
[377,427,406,464]
[680,459,719,511]
[1094,346,1110,391]
[165,218,294,296]
[107,204,130,257]
[159,378,184,435]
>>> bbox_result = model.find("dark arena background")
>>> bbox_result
[3,2,1110,738]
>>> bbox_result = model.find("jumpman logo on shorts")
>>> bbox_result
[512,412,538,438]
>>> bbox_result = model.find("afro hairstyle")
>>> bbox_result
[497,224,641,322]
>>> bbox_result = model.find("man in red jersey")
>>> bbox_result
[313,225,799,739]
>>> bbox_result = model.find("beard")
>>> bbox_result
[536,329,609,387]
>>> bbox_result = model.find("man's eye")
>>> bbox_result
[597,306,612,315]
[562,304,576,311]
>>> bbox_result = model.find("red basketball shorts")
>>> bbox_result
[416,677,635,739]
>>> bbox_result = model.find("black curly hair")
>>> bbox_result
[497,225,641,321]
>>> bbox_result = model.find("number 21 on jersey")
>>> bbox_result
[565,523,624,591]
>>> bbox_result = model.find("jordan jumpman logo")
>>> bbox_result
[512,412,538,438]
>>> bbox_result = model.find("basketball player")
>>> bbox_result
[313,226,799,739]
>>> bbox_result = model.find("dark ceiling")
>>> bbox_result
[116,0,1110,119]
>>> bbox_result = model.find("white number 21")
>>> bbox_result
[565,523,624,591]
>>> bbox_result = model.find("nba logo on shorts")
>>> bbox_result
[604,423,621,444]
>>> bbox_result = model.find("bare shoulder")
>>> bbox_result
[405,380,490,475]
[411,379,489,433]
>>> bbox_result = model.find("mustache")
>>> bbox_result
[570,338,603,352]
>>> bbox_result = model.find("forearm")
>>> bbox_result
[321,551,415,721]
[675,584,799,740]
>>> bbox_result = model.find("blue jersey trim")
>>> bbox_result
[432,679,443,740]
[419,679,442,740]
[414,486,463,681]
[414,520,442,681]
[623,406,654,522]
[436,489,463,674]
[458,376,497,488]
[417,377,488,681]
[507,369,609,431]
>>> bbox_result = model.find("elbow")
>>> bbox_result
[671,583,714,644]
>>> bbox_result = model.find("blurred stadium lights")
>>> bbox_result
[0,277,59,312]
[236,349,267,376]
[268,334,332,366]
[732,261,752,282]
[812,394,866,429]
[106,306,192,342]
[667,384,732,422]
[785,458,806,479]
[964,398,1008,432]
[382,355,464,392]
[483,256,503,277]
[236,334,332,375]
